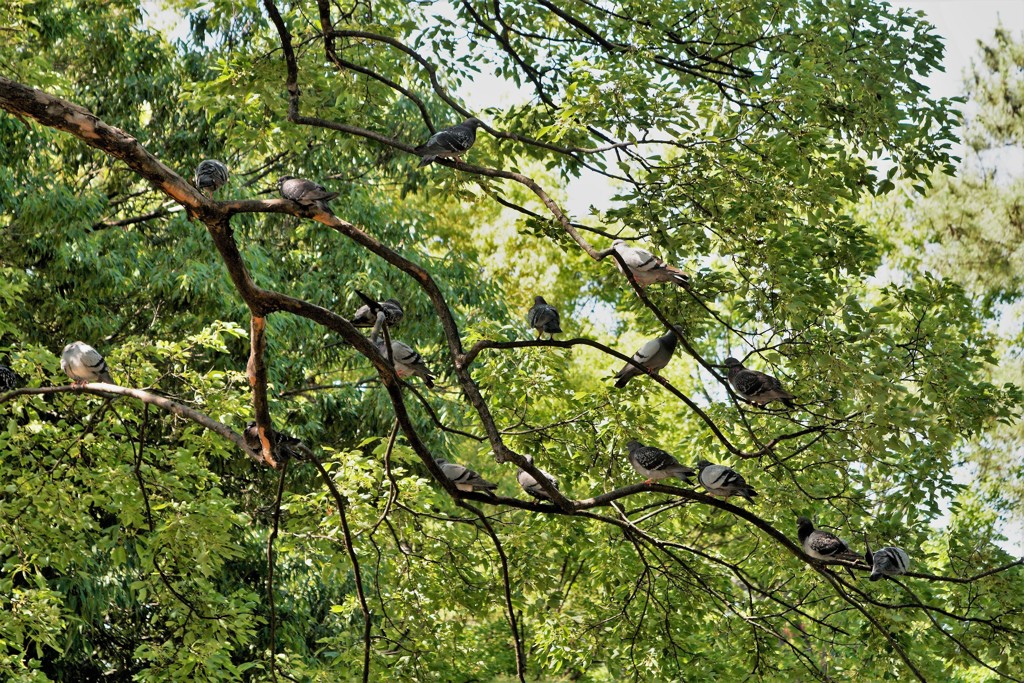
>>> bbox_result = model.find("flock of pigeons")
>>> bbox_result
[0,119,908,582]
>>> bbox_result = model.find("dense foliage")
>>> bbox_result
[1,1,1022,681]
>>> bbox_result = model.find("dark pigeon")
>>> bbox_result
[414,118,484,167]
[350,290,404,329]
[277,176,339,212]
[0,365,18,391]
[797,517,862,563]
[724,357,795,408]
[526,295,562,339]
[194,159,229,196]
[243,422,313,463]
[627,440,695,484]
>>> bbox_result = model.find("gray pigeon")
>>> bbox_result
[435,457,498,493]
[796,517,862,563]
[526,296,562,339]
[611,240,690,289]
[374,338,435,388]
[724,357,795,408]
[864,541,910,581]
[277,176,339,212]
[60,341,113,385]
[414,118,484,167]
[613,327,681,388]
[350,290,404,329]
[243,422,313,462]
[627,440,695,484]
[194,159,229,196]
[696,459,757,502]
[0,365,18,391]
[517,454,560,500]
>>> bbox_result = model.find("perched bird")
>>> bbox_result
[375,338,436,387]
[435,457,498,493]
[696,459,758,502]
[796,517,862,564]
[243,422,313,462]
[61,341,113,386]
[277,176,339,212]
[613,327,681,388]
[864,541,911,581]
[350,290,404,329]
[194,159,229,196]
[526,296,562,339]
[414,118,484,167]
[610,239,690,289]
[627,440,695,485]
[724,357,796,408]
[0,365,18,391]
[517,454,560,500]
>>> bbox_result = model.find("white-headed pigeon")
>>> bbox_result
[864,541,910,581]
[61,341,113,386]
[611,240,690,289]
[517,454,560,500]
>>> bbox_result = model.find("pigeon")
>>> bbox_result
[526,296,562,339]
[350,290,404,329]
[627,440,695,484]
[277,176,339,212]
[517,454,560,500]
[0,365,18,391]
[60,341,113,385]
[696,459,758,502]
[610,239,690,289]
[414,118,484,167]
[194,159,229,196]
[375,338,436,387]
[724,357,796,408]
[435,457,498,493]
[864,541,911,581]
[613,327,681,388]
[796,517,862,564]
[243,422,313,462]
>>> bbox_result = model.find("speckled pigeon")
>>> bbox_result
[243,422,313,462]
[611,240,690,289]
[627,440,695,484]
[526,296,562,339]
[350,290,404,329]
[277,176,339,212]
[724,357,795,408]
[0,365,18,391]
[796,517,862,563]
[414,118,484,167]
[435,457,498,493]
[194,159,229,196]
[864,541,910,581]
[613,327,681,388]
[517,454,560,500]
[696,459,757,502]
[61,341,113,385]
